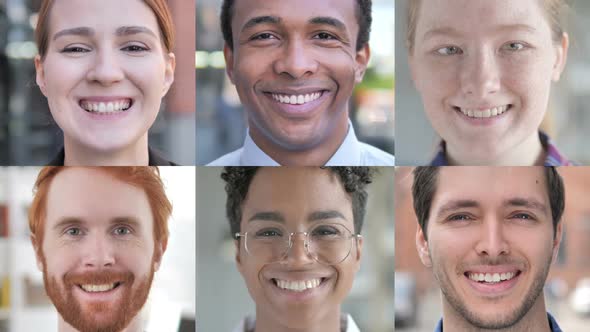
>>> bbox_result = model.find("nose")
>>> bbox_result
[460,48,500,98]
[86,48,125,85]
[474,217,510,258]
[283,232,314,265]
[273,39,318,79]
[81,234,115,268]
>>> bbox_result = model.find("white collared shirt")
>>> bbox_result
[207,123,394,166]
[231,314,361,332]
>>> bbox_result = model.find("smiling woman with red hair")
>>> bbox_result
[34,0,177,165]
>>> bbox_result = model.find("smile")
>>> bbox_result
[272,278,323,292]
[467,272,518,284]
[79,99,133,113]
[78,282,121,293]
[456,105,511,118]
[271,92,323,105]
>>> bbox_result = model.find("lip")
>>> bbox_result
[73,282,125,303]
[463,270,522,297]
[452,104,512,126]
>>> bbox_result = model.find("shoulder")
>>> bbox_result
[358,142,395,166]
[207,148,244,166]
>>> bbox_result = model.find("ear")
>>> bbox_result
[30,234,45,272]
[34,55,47,96]
[162,52,176,96]
[551,32,569,82]
[551,221,563,263]
[416,226,432,267]
[408,51,420,90]
[353,235,363,273]
[153,238,168,271]
[223,43,236,84]
[354,43,370,84]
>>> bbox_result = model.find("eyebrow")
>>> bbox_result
[53,26,156,41]
[422,23,537,41]
[53,217,84,231]
[309,16,347,32]
[110,216,143,229]
[435,199,479,219]
[248,211,285,223]
[241,16,281,32]
[308,210,347,222]
[503,198,548,215]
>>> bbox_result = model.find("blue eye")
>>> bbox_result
[113,226,132,236]
[65,227,83,236]
[503,42,526,52]
[436,46,462,55]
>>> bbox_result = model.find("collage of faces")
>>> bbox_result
[0,0,589,332]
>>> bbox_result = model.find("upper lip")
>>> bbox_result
[264,88,328,95]
[464,265,522,274]
[265,270,332,280]
[78,96,133,102]
[454,104,510,110]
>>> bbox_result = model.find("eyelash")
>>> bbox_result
[251,32,277,41]
[61,46,90,53]
[435,41,529,56]
[446,214,473,222]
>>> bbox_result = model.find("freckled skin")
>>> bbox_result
[225,0,370,165]
[409,0,568,165]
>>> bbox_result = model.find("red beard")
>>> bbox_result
[42,256,154,332]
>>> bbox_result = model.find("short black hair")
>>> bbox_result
[412,167,565,240]
[220,0,372,51]
[221,167,375,236]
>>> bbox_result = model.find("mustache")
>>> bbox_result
[64,270,134,286]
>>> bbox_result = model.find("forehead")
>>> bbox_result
[432,167,548,208]
[231,0,358,30]
[241,168,353,223]
[45,168,153,228]
[414,0,550,38]
[48,0,159,35]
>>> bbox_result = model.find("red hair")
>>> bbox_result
[29,167,172,246]
[35,0,175,59]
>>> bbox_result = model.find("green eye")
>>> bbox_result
[65,228,82,236]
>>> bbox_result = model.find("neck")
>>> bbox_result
[58,314,144,332]
[253,306,343,332]
[63,134,149,166]
[441,292,552,332]
[446,132,544,166]
[249,115,349,166]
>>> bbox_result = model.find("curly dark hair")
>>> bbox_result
[220,0,372,51]
[412,167,565,241]
[221,167,375,236]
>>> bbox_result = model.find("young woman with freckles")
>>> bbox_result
[34,0,177,166]
[407,0,573,166]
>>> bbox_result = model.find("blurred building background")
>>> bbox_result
[0,0,195,165]
[196,167,395,332]
[195,0,395,165]
[395,0,590,165]
[0,166,196,332]
[394,167,590,332]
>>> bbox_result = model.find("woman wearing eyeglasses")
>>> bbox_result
[221,167,374,332]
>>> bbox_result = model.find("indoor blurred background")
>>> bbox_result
[395,0,590,165]
[0,0,196,165]
[196,167,395,332]
[394,167,590,332]
[0,166,196,332]
[195,0,395,165]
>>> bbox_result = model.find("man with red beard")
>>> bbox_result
[28,167,172,332]
[412,167,565,332]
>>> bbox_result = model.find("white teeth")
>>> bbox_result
[80,100,132,113]
[271,92,323,105]
[80,284,116,292]
[275,278,322,292]
[468,272,516,283]
[460,105,509,118]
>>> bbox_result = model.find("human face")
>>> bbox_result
[35,0,175,154]
[409,0,568,162]
[236,168,362,329]
[416,167,562,329]
[32,168,164,332]
[225,0,369,151]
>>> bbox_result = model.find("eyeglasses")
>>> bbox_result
[234,223,361,265]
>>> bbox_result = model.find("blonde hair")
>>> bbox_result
[406,0,569,53]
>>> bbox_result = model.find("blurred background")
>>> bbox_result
[195,0,395,165]
[0,0,196,165]
[394,167,590,331]
[395,0,590,165]
[0,166,196,332]
[196,167,395,332]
